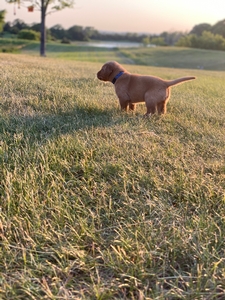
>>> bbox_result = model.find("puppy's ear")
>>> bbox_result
[103,64,113,80]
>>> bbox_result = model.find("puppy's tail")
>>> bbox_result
[166,76,196,87]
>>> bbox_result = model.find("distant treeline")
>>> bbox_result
[3,19,171,44]
[2,18,225,51]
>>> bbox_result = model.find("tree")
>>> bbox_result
[142,36,150,47]
[175,31,225,51]
[189,23,212,36]
[49,24,66,40]
[0,10,6,34]
[6,0,74,56]
[67,25,84,41]
[150,36,166,46]
[160,31,185,46]
[3,21,11,33]
[211,19,225,38]
[84,27,97,41]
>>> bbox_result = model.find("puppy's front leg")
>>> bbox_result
[119,99,129,111]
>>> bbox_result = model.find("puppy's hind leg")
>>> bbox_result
[157,88,170,114]
[157,101,167,114]
[144,94,157,116]
[145,103,157,116]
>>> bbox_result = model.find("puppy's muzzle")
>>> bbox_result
[97,71,102,80]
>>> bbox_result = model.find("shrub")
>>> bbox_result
[61,37,70,44]
[18,29,40,41]
[1,46,18,53]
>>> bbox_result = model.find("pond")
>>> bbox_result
[78,41,143,48]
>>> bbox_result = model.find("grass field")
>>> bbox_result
[2,37,225,70]
[120,47,225,70]
[24,42,225,70]
[0,51,225,299]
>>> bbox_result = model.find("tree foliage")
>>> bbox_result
[190,23,212,36]
[180,19,225,51]
[6,0,74,12]
[4,18,28,34]
[0,10,6,33]
[176,31,225,51]
[142,36,150,47]
[5,0,74,56]
[211,19,225,38]
[49,24,66,40]
[150,36,166,46]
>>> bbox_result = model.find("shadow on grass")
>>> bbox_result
[0,104,119,145]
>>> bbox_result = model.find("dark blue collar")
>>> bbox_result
[112,71,124,84]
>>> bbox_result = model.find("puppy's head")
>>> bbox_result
[97,61,125,82]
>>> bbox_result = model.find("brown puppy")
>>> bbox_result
[97,61,196,115]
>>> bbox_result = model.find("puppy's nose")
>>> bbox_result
[97,71,101,79]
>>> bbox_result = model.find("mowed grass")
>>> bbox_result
[0,53,225,299]
[20,39,225,70]
[120,46,225,70]
[22,41,123,63]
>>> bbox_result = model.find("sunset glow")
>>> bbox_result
[0,0,224,34]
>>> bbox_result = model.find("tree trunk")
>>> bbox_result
[40,0,46,56]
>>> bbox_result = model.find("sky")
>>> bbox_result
[0,0,225,34]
